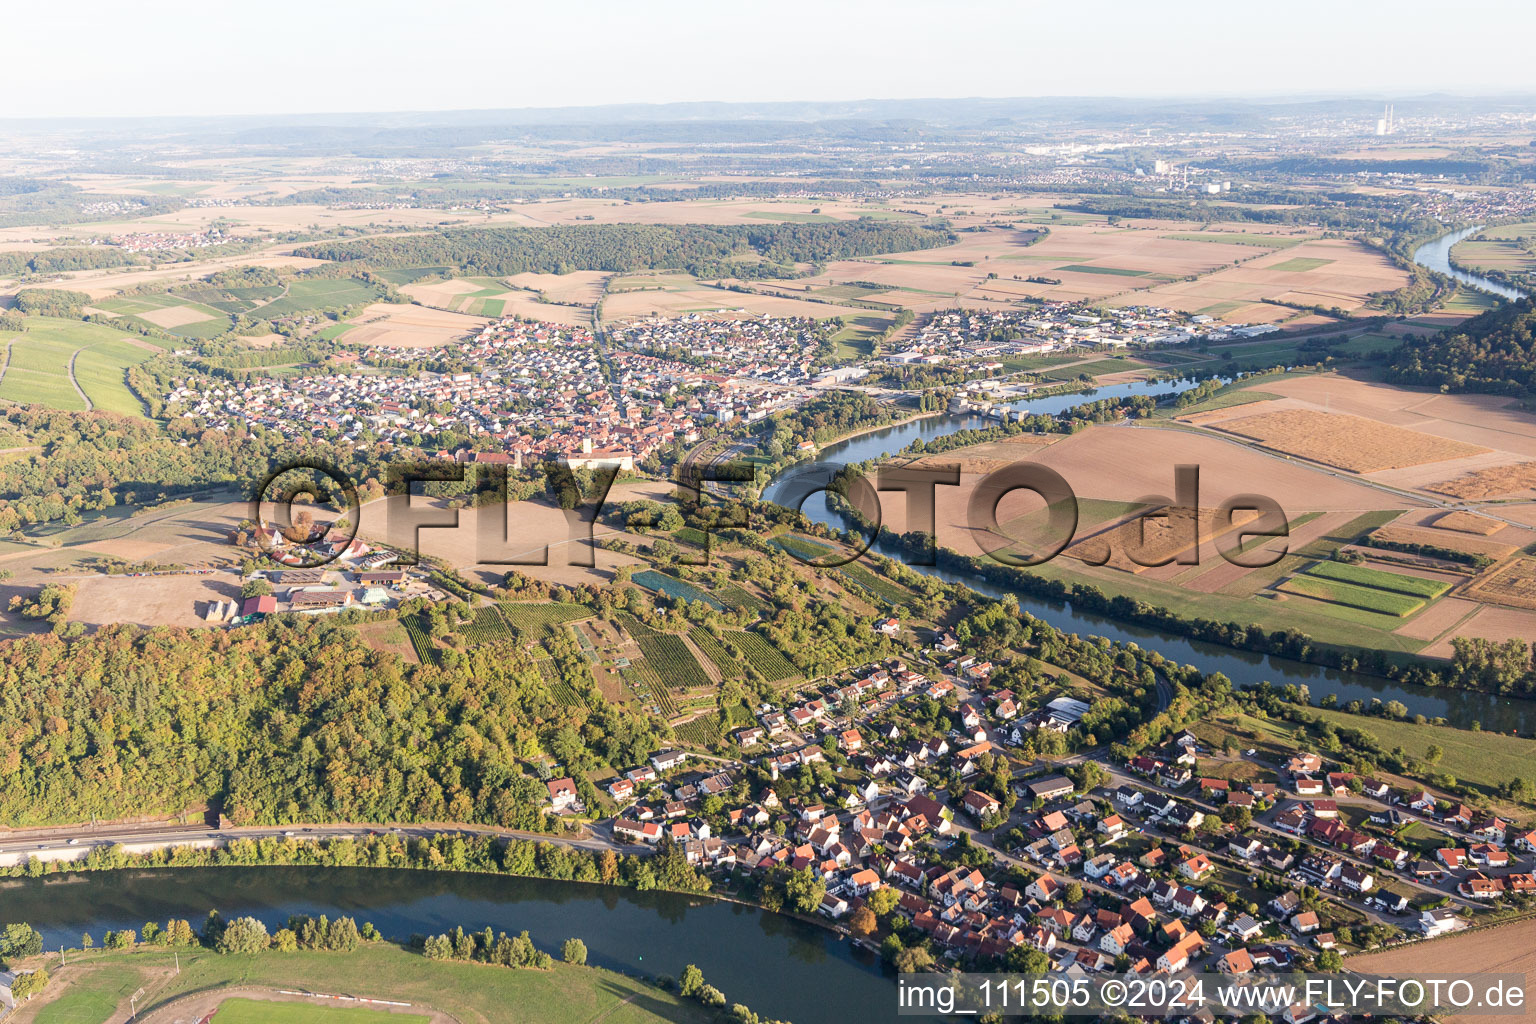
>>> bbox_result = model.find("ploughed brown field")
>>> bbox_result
[1212,408,1490,472]
[1349,919,1536,1024]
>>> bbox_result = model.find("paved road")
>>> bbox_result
[0,820,634,860]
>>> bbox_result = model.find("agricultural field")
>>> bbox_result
[1463,557,1536,610]
[0,317,153,415]
[1210,408,1489,472]
[728,630,800,683]
[498,601,590,633]
[630,632,712,691]
[30,946,709,1024]
[331,302,489,348]
[630,569,726,610]
[93,291,229,337]
[1301,560,1450,599]
[1276,574,1427,617]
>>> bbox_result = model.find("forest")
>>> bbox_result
[1388,297,1536,395]
[292,220,955,279]
[0,611,663,829]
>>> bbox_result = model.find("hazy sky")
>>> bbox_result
[9,0,1534,119]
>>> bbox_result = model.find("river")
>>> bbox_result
[764,376,1536,733]
[1412,224,1530,301]
[0,867,893,1024]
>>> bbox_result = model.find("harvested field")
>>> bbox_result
[1421,604,1536,659]
[1351,918,1536,1024]
[80,538,174,560]
[1063,506,1254,574]
[1392,595,1479,641]
[1212,408,1489,472]
[1180,511,1346,594]
[1462,556,1536,610]
[1432,510,1505,535]
[1428,462,1536,500]
[1369,524,1520,561]
[337,303,486,349]
[1140,238,1407,315]
[67,572,243,630]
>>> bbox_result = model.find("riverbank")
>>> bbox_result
[0,865,894,1024]
[11,943,714,1024]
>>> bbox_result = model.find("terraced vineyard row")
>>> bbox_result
[401,614,442,668]
[729,631,799,682]
[687,627,740,674]
[837,561,912,605]
[633,633,712,690]
[499,601,590,637]
[624,659,677,716]
[534,659,586,708]
[462,604,516,645]
[674,716,723,747]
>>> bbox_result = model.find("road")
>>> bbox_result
[0,819,636,860]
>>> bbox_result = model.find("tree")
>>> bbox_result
[1063,883,1084,905]
[893,946,934,973]
[1424,744,1444,765]
[848,906,877,937]
[9,967,47,1001]
[867,887,899,919]
[1317,950,1344,972]
[563,938,588,965]
[0,922,43,960]
[216,917,270,955]
[680,964,706,998]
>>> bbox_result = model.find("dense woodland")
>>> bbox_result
[293,221,955,279]
[1388,298,1536,395]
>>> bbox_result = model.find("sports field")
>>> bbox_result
[211,997,430,1023]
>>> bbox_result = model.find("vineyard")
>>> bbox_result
[631,569,726,611]
[729,630,800,682]
[499,601,591,637]
[688,627,740,675]
[837,561,912,606]
[714,584,767,616]
[536,658,586,708]
[633,633,713,690]
[461,605,517,646]
[401,614,442,667]
[624,659,678,717]
[674,716,724,747]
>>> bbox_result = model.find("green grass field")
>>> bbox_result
[1276,574,1426,617]
[256,279,383,318]
[46,946,708,1024]
[742,210,838,223]
[1037,357,1146,381]
[1269,257,1335,272]
[1301,560,1449,599]
[1058,264,1149,277]
[0,318,153,415]
[212,997,430,1024]
[33,963,144,1024]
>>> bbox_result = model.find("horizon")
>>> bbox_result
[10,0,1536,120]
